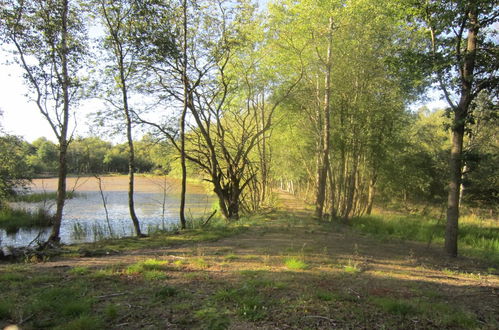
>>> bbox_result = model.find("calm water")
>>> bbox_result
[1,190,216,248]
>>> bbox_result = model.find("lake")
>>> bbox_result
[0,176,216,248]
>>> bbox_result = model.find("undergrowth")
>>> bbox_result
[0,206,53,234]
[351,213,499,263]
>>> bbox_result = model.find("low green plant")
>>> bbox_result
[155,285,179,299]
[29,287,94,318]
[125,259,168,275]
[69,266,90,275]
[52,315,103,330]
[213,279,271,321]
[104,304,119,321]
[372,297,418,317]
[224,253,238,261]
[0,206,53,233]
[352,213,499,263]
[316,290,337,302]
[192,257,209,268]
[284,257,308,270]
[143,270,169,281]
[195,306,230,330]
[343,260,361,274]
[0,300,12,320]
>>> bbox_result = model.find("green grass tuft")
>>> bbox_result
[195,306,230,330]
[52,315,103,330]
[155,285,179,299]
[372,297,418,317]
[284,257,308,270]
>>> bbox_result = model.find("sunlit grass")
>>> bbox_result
[125,258,168,275]
[352,213,499,263]
[284,257,308,270]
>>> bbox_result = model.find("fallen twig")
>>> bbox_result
[305,315,336,323]
[96,292,127,299]
[20,313,34,325]
[202,209,217,227]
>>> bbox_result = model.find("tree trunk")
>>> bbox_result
[48,0,69,244]
[49,141,68,242]
[444,6,478,257]
[366,174,377,215]
[315,17,334,219]
[122,67,142,237]
[445,123,464,257]
[179,0,188,230]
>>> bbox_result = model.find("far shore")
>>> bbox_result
[29,175,210,194]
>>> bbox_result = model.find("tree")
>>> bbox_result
[420,0,498,256]
[138,0,302,220]
[0,135,32,205]
[268,0,421,221]
[0,0,87,244]
[95,0,156,236]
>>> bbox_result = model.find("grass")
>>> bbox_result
[0,205,53,233]
[284,257,308,270]
[63,222,248,255]
[9,191,79,203]
[351,213,499,263]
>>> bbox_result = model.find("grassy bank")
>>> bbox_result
[351,213,499,263]
[0,207,53,234]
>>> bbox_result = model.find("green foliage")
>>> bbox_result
[155,285,179,299]
[0,135,32,203]
[52,315,104,330]
[29,287,94,320]
[352,213,499,263]
[194,306,230,330]
[0,300,12,320]
[316,290,338,302]
[371,297,417,317]
[125,258,168,275]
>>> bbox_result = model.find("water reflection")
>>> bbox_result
[1,191,216,248]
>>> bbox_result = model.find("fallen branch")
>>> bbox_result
[20,313,34,325]
[96,292,127,300]
[202,209,217,227]
[305,315,336,323]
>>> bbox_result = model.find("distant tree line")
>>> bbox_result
[0,135,173,176]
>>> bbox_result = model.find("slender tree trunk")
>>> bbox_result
[121,65,142,237]
[366,175,376,215]
[445,123,464,256]
[315,17,334,219]
[179,0,188,230]
[48,0,69,243]
[445,7,478,257]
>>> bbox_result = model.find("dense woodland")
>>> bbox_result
[0,0,497,258]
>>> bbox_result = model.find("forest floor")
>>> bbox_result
[1,193,498,329]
